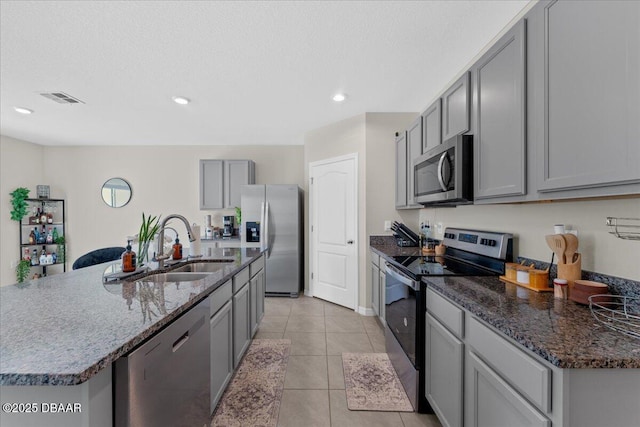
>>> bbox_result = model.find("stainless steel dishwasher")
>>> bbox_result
[114,297,210,427]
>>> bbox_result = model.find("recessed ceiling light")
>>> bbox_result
[332,93,347,102]
[14,107,33,114]
[172,96,190,105]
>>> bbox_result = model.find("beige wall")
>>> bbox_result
[304,113,420,311]
[416,198,640,281]
[304,114,366,306]
[0,136,45,286]
[0,139,304,286]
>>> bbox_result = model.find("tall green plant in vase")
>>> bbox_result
[137,213,160,267]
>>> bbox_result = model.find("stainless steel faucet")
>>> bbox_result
[156,214,196,269]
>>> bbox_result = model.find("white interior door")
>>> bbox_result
[310,154,357,309]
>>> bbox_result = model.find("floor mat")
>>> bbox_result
[342,352,413,412]
[212,339,291,426]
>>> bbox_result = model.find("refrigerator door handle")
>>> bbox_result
[260,202,266,250]
[264,201,271,255]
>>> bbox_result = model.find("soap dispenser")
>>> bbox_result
[121,240,137,273]
[172,237,183,260]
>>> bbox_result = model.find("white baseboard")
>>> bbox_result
[357,306,375,316]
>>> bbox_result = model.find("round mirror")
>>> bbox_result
[101,178,132,208]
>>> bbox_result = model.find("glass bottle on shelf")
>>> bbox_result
[31,249,39,266]
[40,209,48,225]
[52,227,59,242]
[34,228,41,244]
[23,248,31,261]
[46,228,53,244]
[29,229,36,245]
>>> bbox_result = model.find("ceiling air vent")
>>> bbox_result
[40,92,85,104]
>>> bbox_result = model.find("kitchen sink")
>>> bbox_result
[172,262,232,273]
[140,272,212,282]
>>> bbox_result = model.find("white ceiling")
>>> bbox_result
[0,0,529,146]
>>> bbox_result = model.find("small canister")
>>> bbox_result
[554,278,568,299]
[505,263,519,280]
[516,267,531,284]
[529,269,549,290]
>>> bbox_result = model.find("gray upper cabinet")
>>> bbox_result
[200,160,224,209]
[422,99,442,153]
[225,160,255,208]
[395,132,408,208]
[406,116,423,206]
[473,19,527,200]
[535,0,640,192]
[442,72,471,140]
[200,159,255,210]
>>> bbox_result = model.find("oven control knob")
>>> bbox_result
[480,238,487,245]
[489,239,497,246]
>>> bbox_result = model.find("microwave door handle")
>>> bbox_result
[437,152,448,191]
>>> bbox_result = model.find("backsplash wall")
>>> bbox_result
[416,198,640,281]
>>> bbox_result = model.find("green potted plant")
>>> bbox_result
[16,259,31,283]
[10,187,30,221]
[137,213,160,267]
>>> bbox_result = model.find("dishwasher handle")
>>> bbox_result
[172,331,189,352]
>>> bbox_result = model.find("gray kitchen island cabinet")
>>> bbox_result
[531,0,639,194]
[200,159,255,209]
[422,98,442,153]
[473,19,527,201]
[232,267,251,367]
[209,280,234,413]
[442,72,471,141]
[249,255,265,337]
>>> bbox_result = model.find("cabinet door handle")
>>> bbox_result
[347,240,354,244]
[172,331,189,352]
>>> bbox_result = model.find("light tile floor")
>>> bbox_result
[255,295,442,427]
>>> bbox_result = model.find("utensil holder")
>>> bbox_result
[557,253,582,292]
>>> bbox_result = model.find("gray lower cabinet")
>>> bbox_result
[442,72,471,140]
[378,265,385,322]
[200,159,255,209]
[371,262,380,317]
[465,350,550,427]
[422,98,442,153]
[406,116,423,206]
[249,270,264,337]
[209,300,233,413]
[425,313,463,427]
[233,282,251,367]
[532,0,640,193]
[395,132,408,208]
[473,19,527,200]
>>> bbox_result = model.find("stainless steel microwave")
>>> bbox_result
[413,134,473,206]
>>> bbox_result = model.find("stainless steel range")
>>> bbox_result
[384,227,513,412]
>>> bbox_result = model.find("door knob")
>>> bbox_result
[347,240,354,244]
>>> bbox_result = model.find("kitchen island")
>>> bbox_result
[0,247,264,427]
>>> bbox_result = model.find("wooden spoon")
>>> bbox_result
[563,233,579,265]
[545,234,567,264]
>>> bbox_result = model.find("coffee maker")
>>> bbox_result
[223,216,234,238]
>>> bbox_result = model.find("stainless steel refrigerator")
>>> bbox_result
[240,184,303,296]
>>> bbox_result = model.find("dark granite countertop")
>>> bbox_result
[0,247,263,386]
[370,240,640,369]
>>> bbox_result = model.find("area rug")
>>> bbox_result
[342,352,413,412]
[211,339,291,427]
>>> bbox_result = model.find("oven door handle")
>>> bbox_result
[385,264,420,291]
[437,152,449,192]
